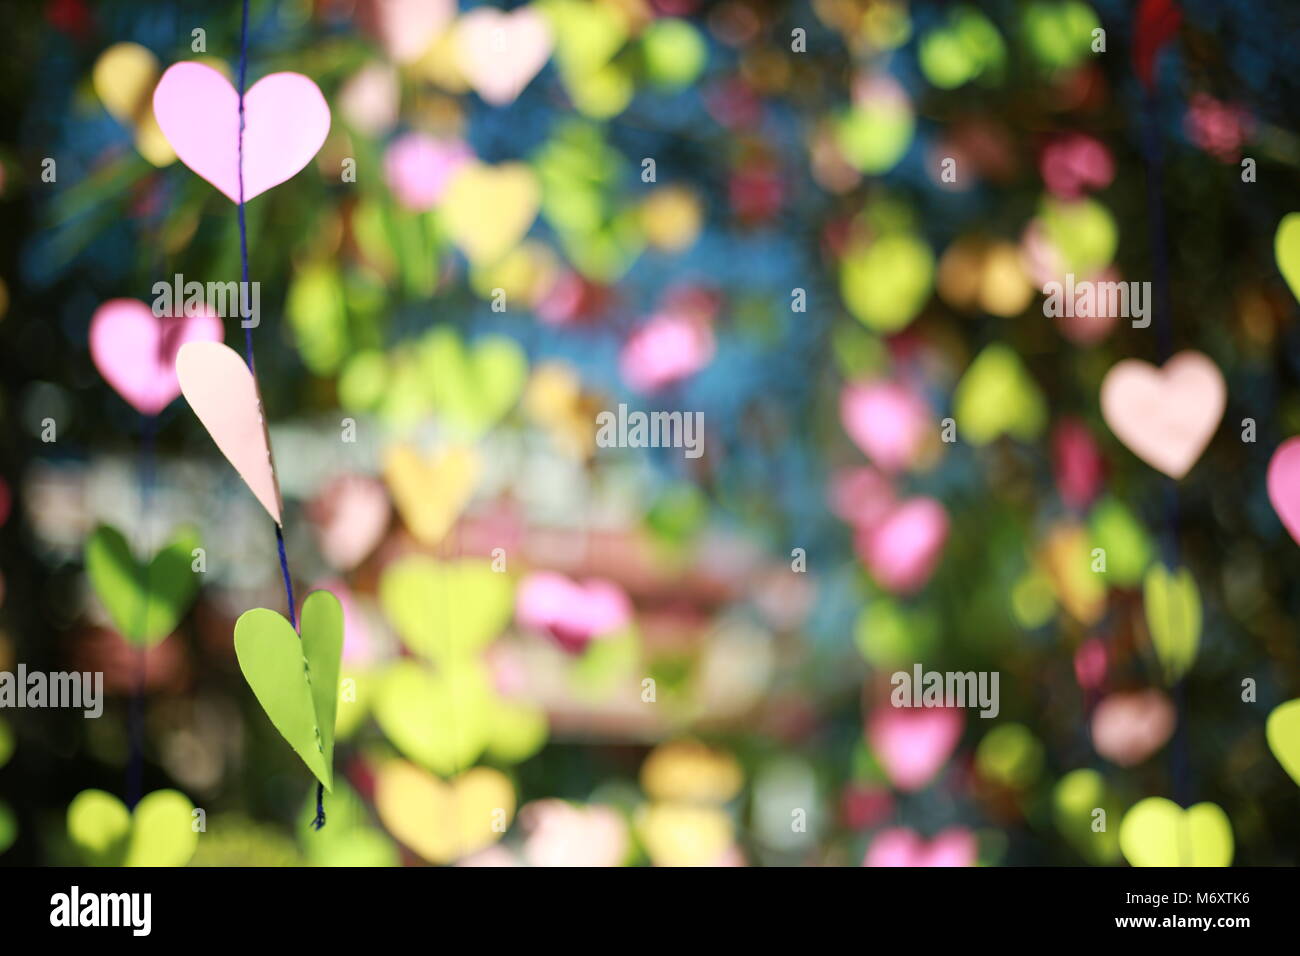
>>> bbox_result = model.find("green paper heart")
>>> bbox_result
[488,699,549,764]
[1089,497,1154,586]
[0,800,14,856]
[233,590,343,790]
[85,524,201,647]
[975,723,1044,789]
[1119,797,1233,867]
[67,788,197,867]
[1052,769,1121,864]
[1039,197,1117,275]
[418,328,527,436]
[954,344,1047,445]
[1266,698,1300,787]
[1143,564,1201,685]
[373,659,493,776]
[1276,213,1300,304]
[379,557,513,661]
[839,233,934,332]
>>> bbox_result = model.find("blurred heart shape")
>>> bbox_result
[868,704,963,791]
[441,161,541,265]
[307,474,390,571]
[520,799,629,867]
[855,497,948,594]
[1143,563,1201,684]
[863,826,976,867]
[619,311,715,392]
[1266,436,1300,546]
[516,571,632,653]
[419,328,528,436]
[90,298,223,416]
[176,341,283,524]
[1091,689,1175,767]
[1266,698,1300,787]
[1119,797,1233,867]
[84,524,201,647]
[840,380,931,473]
[153,61,330,203]
[383,443,480,546]
[953,343,1046,445]
[375,760,515,864]
[233,591,343,791]
[373,659,493,775]
[453,7,553,105]
[383,132,470,211]
[92,43,175,166]
[379,556,513,662]
[1100,350,1225,479]
[370,0,453,64]
[67,789,197,867]
[1275,212,1300,304]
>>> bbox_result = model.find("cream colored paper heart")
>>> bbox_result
[1100,351,1225,480]
[441,162,541,265]
[176,341,283,524]
[453,7,553,106]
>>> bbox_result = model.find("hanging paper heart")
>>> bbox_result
[1266,437,1300,545]
[153,61,330,203]
[1266,698,1300,787]
[1276,213,1300,304]
[618,311,715,393]
[516,571,633,653]
[863,826,976,867]
[382,444,480,546]
[953,343,1047,445]
[440,161,541,265]
[370,0,454,64]
[636,802,735,867]
[1100,350,1225,480]
[90,298,224,416]
[1052,769,1122,864]
[853,498,949,595]
[373,659,494,776]
[85,524,201,648]
[374,760,515,864]
[840,233,934,332]
[867,704,963,791]
[66,789,198,867]
[1143,563,1201,684]
[233,590,343,790]
[520,799,629,868]
[418,328,528,436]
[840,380,932,473]
[306,474,391,571]
[176,341,283,524]
[453,6,553,106]
[1091,689,1175,767]
[1119,797,1232,867]
[378,556,513,661]
[92,43,175,166]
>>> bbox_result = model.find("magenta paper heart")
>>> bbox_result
[868,704,963,791]
[620,313,715,392]
[1052,417,1104,509]
[1100,350,1225,479]
[855,497,948,594]
[307,475,390,571]
[153,61,330,203]
[864,826,976,867]
[1267,437,1300,546]
[90,298,223,415]
[516,572,632,653]
[1091,689,1175,767]
[176,341,283,524]
[840,381,930,473]
[383,132,471,211]
[827,466,896,529]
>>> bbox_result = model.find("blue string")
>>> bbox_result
[236,0,324,829]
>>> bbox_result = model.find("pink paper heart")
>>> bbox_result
[307,475,391,571]
[854,497,948,594]
[620,312,715,393]
[520,800,629,868]
[370,0,454,64]
[1090,689,1175,767]
[840,381,931,473]
[453,8,553,106]
[1052,416,1105,509]
[383,132,471,211]
[864,826,976,867]
[1100,350,1226,479]
[516,572,632,653]
[1267,437,1300,546]
[90,298,224,415]
[867,704,963,791]
[827,466,896,530]
[153,61,330,203]
[176,341,282,524]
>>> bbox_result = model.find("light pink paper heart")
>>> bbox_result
[176,341,282,524]
[864,826,976,867]
[371,0,454,64]
[520,799,629,867]
[307,475,391,571]
[516,572,632,653]
[383,132,471,211]
[90,298,223,415]
[620,312,715,392]
[840,381,930,473]
[867,704,963,791]
[1100,350,1225,479]
[1267,437,1300,546]
[153,61,330,203]
[854,497,948,594]
[1091,689,1175,767]
[453,8,553,106]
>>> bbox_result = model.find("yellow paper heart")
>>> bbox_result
[636,802,734,867]
[383,444,480,547]
[1118,797,1233,867]
[92,43,175,167]
[375,761,515,864]
[441,162,541,266]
